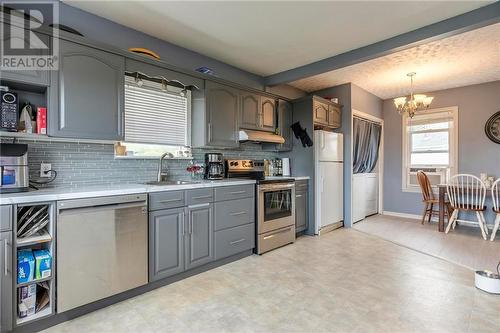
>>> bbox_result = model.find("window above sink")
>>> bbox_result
[115,74,193,159]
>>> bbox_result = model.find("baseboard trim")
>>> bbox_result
[382,211,421,220]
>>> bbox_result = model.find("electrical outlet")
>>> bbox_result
[40,163,52,178]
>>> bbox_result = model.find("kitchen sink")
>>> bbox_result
[143,180,199,186]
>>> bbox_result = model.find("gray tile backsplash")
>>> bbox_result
[2,138,278,188]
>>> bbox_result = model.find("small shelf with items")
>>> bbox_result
[0,79,48,137]
[13,202,56,327]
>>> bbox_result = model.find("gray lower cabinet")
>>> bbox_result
[149,187,254,282]
[149,208,185,281]
[295,181,309,233]
[1,23,50,86]
[185,203,214,270]
[214,223,254,260]
[0,231,13,333]
[49,39,125,140]
[206,81,239,148]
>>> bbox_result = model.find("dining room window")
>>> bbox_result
[402,107,458,191]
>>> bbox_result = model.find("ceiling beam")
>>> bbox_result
[264,2,500,86]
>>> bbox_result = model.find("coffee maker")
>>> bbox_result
[204,153,224,180]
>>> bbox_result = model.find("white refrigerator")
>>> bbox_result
[314,130,344,234]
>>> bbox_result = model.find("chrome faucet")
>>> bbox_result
[157,152,172,182]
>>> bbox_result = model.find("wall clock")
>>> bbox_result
[485,111,500,144]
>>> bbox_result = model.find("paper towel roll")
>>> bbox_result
[282,158,291,176]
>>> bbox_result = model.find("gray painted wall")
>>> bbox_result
[265,84,307,100]
[351,83,383,119]
[56,2,263,89]
[1,138,278,189]
[383,80,500,223]
[312,83,384,228]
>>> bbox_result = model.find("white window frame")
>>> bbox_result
[119,75,192,158]
[402,106,459,192]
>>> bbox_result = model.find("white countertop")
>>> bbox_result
[0,179,256,205]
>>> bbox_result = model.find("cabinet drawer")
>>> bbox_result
[215,185,254,201]
[186,188,214,206]
[215,197,254,231]
[215,223,255,260]
[0,205,12,231]
[149,191,185,211]
[295,180,308,190]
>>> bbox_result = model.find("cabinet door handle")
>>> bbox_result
[192,195,212,200]
[190,220,193,235]
[230,238,246,245]
[181,215,185,236]
[208,123,212,141]
[296,194,303,198]
[159,198,183,203]
[230,190,246,195]
[230,211,246,216]
[4,239,9,276]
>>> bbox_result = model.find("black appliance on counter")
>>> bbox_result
[1,90,18,131]
[204,153,224,180]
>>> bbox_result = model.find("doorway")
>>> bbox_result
[351,110,384,223]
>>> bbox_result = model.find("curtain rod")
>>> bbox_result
[353,115,382,126]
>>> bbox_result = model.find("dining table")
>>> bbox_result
[437,184,493,232]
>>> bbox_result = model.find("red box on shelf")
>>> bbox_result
[36,107,47,135]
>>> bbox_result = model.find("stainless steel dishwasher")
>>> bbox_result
[56,194,148,313]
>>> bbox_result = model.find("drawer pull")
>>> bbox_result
[159,198,183,203]
[263,227,292,240]
[296,194,303,198]
[230,238,246,245]
[192,195,212,200]
[229,190,246,195]
[229,211,247,216]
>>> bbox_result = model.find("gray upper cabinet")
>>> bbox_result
[261,97,276,132]
[0,231,12,333]
[1,23,50,86]
[328,104,341,128]
[276,99,293,151]
[149,208,185,282]
[204,81,239,148]
[313,99,329,126]
[49,40,125,140]
[185,203,214,270]
[240,92,261,130]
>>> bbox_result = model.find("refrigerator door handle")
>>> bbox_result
[321,132,325,150]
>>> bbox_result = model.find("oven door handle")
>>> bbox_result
[258,184,295,191]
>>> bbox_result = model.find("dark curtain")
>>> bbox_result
[353,117,381,174]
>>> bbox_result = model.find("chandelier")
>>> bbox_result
[393,72,433,118]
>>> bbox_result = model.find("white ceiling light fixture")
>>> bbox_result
[394,72,434,118]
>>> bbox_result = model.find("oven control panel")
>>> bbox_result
[226,159,264,171]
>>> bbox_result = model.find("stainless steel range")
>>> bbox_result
[226,159,295,254]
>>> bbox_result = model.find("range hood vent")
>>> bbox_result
[238,129,285,144]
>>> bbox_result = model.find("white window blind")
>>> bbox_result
[124,76,190,146]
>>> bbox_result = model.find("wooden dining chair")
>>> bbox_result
[446,174,488,240]
[490,178,500,241]
[417,170,452,224]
